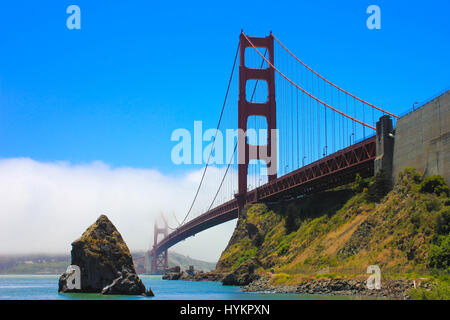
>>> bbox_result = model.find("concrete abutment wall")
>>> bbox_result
[392,90,449,184]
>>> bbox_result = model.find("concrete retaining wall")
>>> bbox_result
[392,90,449,184]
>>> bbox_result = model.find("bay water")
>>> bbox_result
[0,274,354,300]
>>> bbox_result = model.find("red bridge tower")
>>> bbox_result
[145,219,169,274]
[236,32,277,213]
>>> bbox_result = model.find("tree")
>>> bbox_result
[435,208,450,235]
[428,235,450,271]
[420,175,449,197]
[352,173,368,193]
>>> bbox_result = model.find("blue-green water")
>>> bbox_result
[0,275,354,300]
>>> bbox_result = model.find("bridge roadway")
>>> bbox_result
[149,136,376,257]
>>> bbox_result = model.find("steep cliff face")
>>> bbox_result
[216,169,450,279]
[216,203,282,272]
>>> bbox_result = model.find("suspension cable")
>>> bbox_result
[271,33,399,119]
[207,143,237,212]
[176,41,240,227]
[207,49,268,210]
[242,32,376,130]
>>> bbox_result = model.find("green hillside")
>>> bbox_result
[216,168,449,298]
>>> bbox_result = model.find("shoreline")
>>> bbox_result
[242,277,427,300]
[163,271,432,300]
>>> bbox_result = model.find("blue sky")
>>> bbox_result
[1,0,449,175]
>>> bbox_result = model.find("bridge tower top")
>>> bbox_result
[153,217,168,248]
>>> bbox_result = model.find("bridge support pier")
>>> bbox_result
[375,115,394,182]
[151,250,168,274]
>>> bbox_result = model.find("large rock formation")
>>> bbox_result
[58,214,153,296]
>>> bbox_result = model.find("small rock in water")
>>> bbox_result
[101,269,146,295]
[58,214,152,296]
[144,288,155,297]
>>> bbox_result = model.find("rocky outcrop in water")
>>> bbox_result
[162,269,225,282]
[58,214,153,296]
[161,257,259,285]
[162,271,183,280]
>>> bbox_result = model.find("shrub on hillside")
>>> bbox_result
[428,234,450,271]
[426,199,442,212]
[395,167,422,196]
[435,208,450,235]
[408,279,450,300]
[420,175,449,197]
[398,167,422,184]
[352,173,369,193]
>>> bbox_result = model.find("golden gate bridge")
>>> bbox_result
[145,31,398,273]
